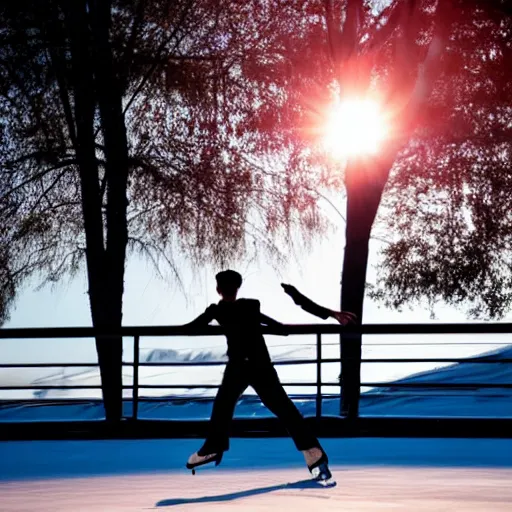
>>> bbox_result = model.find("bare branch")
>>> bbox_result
[40,248,84,285]
[28,169,70,214]
[339,0,361,61]
[127,236,184,292]
[364,1,407,55]
[405,4,453,121]
[0,160,76,202]
[121,0,146,73]
[323,0,342,67]
[122,0,197,116]
[127,204,162,223]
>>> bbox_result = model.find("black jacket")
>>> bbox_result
[185,299,284,362]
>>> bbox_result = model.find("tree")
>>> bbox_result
[302,0,512,416]
[0,0,328,420]
[370,2,512,320]
[295,0,456,417]
[0,0,136,421]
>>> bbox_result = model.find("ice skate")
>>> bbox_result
[303,447,335,486]
[186,451,223,475]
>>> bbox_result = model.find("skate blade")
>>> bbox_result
[316,477,336,487]
[311,464,336,487]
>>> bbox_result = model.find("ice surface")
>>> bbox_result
[1,437,511,511]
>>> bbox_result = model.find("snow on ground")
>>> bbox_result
[1,437,512,511]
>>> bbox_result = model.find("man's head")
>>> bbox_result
[216,270,242,300]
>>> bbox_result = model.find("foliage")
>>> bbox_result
[2,0,511,328]
[372,1,512,319]
[0,0,334,323]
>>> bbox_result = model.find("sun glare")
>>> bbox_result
[323,98,388,159]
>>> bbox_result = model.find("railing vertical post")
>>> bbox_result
[316,332,322,418]
[339,333,343,416]
[133,335,140,420]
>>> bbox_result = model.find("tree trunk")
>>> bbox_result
[66,0,126,423]
[340,159,391,417]
[90,0,130,423]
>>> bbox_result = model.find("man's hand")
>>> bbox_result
[281,283,302,304]
[331,310,357,326]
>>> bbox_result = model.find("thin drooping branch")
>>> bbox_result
[28,169,71,214]
[0,160,76,202]
[122,0,196,116]
[121,0,146,80]
[127,235,183,288]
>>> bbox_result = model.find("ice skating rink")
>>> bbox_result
[1,437,511,511]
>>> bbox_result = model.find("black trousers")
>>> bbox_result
[199,359,322,454]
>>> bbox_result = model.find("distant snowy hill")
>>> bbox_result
[143,348,227,363]
[357,346,512,417]
[376,346,512,389]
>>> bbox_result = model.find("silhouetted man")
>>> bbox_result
[184,270,331,482]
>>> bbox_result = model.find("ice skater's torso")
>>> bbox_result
[212,299,271,363]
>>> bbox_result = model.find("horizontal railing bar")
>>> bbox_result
[2,382,512,391]
[0,385,104,390]
[136,358,512,367]
[0,384,312,390]
[0,363,100,368]
[360,382,512,389]
[2,323,512,339]
[138,361,225,367]
[0,383,321,390]
[136,383,320,388]
[1,358,511,370]
[311,358,512,364]
[0,394,343,403]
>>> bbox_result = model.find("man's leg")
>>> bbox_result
[249,363,321,452]
[198,361,248,454]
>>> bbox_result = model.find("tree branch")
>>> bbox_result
[364,0,407,55]
[122,0,196,116]
[0,160,76,202]
[339,0,361,62]
[28,169,70,214]
[323,0,341,66]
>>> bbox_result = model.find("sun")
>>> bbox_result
[323,98,389,159]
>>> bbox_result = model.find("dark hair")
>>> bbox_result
[216,270,242,295]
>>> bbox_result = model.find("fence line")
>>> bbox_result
[0,323,511,420]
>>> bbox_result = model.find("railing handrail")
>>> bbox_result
[3,383,512,390]
[2,322,512,339]
[2,357,512,369]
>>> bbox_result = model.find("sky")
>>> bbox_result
[3,217,510,371]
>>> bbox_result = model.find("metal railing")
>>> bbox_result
[0,323,511,420]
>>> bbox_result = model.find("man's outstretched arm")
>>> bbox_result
[259,312,289,336]
[183,304,217,327]
[281,283,357,325]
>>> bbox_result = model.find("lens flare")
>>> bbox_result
[323,98,388,159]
